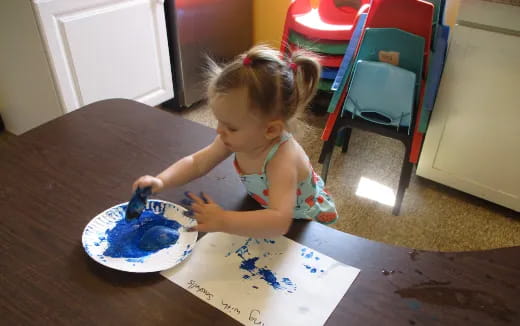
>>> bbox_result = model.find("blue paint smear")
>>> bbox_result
[231,238,296,293]
[103,210,181,258]
[282,278,294,286]
[235,238,253,259]
[240,257,259,272]
[258,268,281,289]
[126,257,145,263]
[406,299,422,311]
[175,244,194,263]
[304,251,314,259]
[304,264,323,274]
[315,256,320,261]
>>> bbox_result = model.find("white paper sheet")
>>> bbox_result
[161,232,360,326]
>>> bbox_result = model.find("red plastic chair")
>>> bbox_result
[319,0,370,24]
[280,0,370,53]
[364,0,433,163]
[365,0,434,77]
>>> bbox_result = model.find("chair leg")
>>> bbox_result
[319,132,337,184]
[319,135,335,164]
[341,128,352,153]
[321,147,333,184]
[393,145,414,216]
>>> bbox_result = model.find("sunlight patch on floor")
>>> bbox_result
[355,177,396,206]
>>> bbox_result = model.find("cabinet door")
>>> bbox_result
[417,25,520,211]
[33,0,173,112]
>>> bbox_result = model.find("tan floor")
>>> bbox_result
[163,102,520,252]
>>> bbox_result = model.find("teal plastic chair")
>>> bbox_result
[342,28,425,134]
[345,61,416,133]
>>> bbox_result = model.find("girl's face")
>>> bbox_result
[210,88,270,153]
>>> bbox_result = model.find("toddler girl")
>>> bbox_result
[133,45,337,237]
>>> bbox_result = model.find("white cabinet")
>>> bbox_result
[417,23,520,211]
[0,0,173,134]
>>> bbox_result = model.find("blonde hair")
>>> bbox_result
[206,44,321,122]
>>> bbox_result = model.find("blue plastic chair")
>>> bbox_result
[321,67,339,80]
[342,28,425,134]
[326,13,368,113]
[419,24,450,132]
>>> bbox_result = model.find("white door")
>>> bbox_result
[417,25,520,212]
[32,0,173,113]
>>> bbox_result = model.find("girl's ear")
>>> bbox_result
[264,120,285,140]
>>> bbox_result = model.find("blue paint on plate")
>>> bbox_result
[103,210,181,259]
[139,226,179,251]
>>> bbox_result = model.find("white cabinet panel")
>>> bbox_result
[457,0,520,34]
[33,0,173,112]
[417,25,520,211]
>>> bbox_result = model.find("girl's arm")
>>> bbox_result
[134,135,231,192]
[189,142,298,238]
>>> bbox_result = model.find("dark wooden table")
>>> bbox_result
[1,99,518,325]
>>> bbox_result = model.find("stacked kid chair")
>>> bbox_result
[317,0,450,215]
[280,0,370,109]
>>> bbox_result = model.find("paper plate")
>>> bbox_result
[82,199,197,273]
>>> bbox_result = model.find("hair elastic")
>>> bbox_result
[243,56,252,66]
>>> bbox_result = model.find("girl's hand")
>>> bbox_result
[185,192,226,233]
[132,175,164,194]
